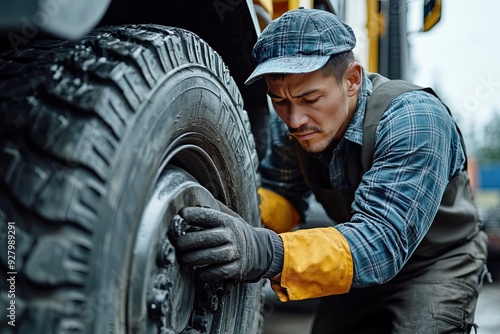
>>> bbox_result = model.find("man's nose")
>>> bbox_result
[288,104,308,129]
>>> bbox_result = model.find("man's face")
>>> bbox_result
[265,66,359,153]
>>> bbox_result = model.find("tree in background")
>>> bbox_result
[476,107,500,162]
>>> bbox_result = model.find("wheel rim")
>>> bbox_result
[127,134,227,333]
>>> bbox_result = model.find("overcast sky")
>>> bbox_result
[408,0,500,151]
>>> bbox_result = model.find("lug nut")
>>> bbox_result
[148,291,167,320]
[157,239,176,267]
[171,214,187,236]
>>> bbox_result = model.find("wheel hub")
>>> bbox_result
[128,165,219,333]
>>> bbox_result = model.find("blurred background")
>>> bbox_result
[410,0,500,283]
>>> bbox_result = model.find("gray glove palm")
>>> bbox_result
[174,202,277,282]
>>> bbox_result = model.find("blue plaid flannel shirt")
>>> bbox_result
[260,70,467,287]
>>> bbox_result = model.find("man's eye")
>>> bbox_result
[304,97,320,104]
[273,99,287,106]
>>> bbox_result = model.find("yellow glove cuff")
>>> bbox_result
[258,188,301,233]
[271,227,353,301]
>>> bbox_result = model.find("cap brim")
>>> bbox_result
[244,55,330,85]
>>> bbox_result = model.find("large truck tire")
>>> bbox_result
[0,25,263,334]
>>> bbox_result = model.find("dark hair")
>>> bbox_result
[267,72,288,81]
[321,50,355,84]
[267,50,355,83]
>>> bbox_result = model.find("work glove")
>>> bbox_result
[173,201,281,282]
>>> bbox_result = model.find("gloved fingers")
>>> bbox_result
[179,206,231,229]
[179,244,239,267]
[195,261,241,281]
[174,228,231,251]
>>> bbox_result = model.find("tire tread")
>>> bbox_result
[0,24,259,333]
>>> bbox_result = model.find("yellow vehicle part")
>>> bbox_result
[255,0,274,17]
[423,0,442,32]
[366,0,385,73]
[254,0,313,22]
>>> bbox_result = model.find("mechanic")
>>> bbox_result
[174,8,490,333]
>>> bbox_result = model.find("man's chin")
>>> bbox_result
[298,139,329,153]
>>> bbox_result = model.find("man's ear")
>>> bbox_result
[345,63,362,97]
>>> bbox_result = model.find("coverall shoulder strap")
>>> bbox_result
[362,72,435,172]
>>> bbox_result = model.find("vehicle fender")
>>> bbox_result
[0,0,112,40]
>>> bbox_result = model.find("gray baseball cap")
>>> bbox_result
[245,8,356,85]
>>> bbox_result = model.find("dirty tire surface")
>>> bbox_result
[0,25,263,333]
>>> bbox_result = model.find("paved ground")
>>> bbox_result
[475,281,500,334]
[263,281,500,334]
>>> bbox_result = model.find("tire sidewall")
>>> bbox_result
[88,64,261,333]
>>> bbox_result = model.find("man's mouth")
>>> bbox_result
[293,131,317,141]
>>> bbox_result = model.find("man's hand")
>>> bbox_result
[173,202,278,282]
